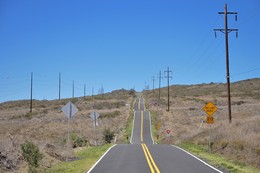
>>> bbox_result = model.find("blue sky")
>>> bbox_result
[0,0,260,102]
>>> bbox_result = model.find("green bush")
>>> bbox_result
[21,140,42,172]
[103,129,115,144]
[70,133,88,148]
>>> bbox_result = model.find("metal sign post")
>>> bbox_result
[203,102,217,153]
[61,101,78,161]
[90,112,100,146]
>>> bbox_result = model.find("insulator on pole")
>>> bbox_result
[236,31,238,38]
[235,15,238,21]
[215,31,217,38]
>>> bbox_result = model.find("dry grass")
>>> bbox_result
[144,78,260,169]
[0,89,134,172]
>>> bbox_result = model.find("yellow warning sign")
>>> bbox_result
[206,115,214,124]
[157,121,161,130]
[203,102,218,116]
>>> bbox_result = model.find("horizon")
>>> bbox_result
[1,77,259,103]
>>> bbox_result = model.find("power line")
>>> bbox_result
[231,67,260,77]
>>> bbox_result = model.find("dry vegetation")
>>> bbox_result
[144,78,260,169]
[1,79,259,172]
[0,89,135,172]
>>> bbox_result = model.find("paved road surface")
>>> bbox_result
[88,96,222,173]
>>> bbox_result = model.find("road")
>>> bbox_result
[87,96,222,173]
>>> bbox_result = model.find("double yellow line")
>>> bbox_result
[141,144,160,173]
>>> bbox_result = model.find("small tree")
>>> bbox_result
[21,140,42,173]
[103,128,115,144]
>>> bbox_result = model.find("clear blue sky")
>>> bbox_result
[1,0,260,102]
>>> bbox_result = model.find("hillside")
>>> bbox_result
[0,89,134,172]
[144,78,260,169]
[1,79,259,172]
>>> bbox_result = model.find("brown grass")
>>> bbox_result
[144,78,260,169]
[0,89,134,172]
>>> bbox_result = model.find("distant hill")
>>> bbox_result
[144,78,260,169]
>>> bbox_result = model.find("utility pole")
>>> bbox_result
[84,84,86,97]
[152,76,156,97]
[59,73,61,100]
[92,87,94,98]
[72,80,74,98]
[164,67,172,111]
[30,72,33,113]
[214,4,238,124]
[158,71,163,100]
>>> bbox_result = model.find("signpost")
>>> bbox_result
[61,101,78,161]
[166,129,171,137]
[90,112,100,127]
[90,112,100,145]
[203,102,217,152]
[206,115,214,124]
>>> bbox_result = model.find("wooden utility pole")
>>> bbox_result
[214,4,238,123]
[152,76,156,97]
[158,71,163,100]
[164,67,172,111]
[72,80,75,98]
[84,84,86,97]
[30,72,33,112]
[59,73,61,100]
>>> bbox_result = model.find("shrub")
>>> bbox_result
[24,112,37,119]
[20,140,42,172]
[101,111,120,118]
[103,129,115,144]
[70,133,88,148]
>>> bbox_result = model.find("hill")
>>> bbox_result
[0,89,134,172]
[1,79,259,172]
[143,78,260,169]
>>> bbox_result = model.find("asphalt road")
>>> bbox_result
[87,96,222,173]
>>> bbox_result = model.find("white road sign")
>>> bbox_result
[90,112,100,127]
[90,112,100,120]
[61,101,78,119]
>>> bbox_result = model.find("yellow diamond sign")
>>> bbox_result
[203,102,218,116]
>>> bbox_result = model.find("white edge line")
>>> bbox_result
[148,111,155,144]
[173,145,223,173]
[86,144,117,173]
[130,98,137,144]
[130,110,136,144]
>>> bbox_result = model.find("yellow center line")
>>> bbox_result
[141,144,155,173]
[141,144,160,173]
[143,144,160,173]
[140,111,144,142]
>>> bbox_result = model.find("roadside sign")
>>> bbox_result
[203,102,218,116]
[61,101,78,162]
[61,101,78,119]
[206,115,214,124]
[90,112,100,127]
[166,130,171,134]
[90,112,100,120]
[157,121,161,130]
